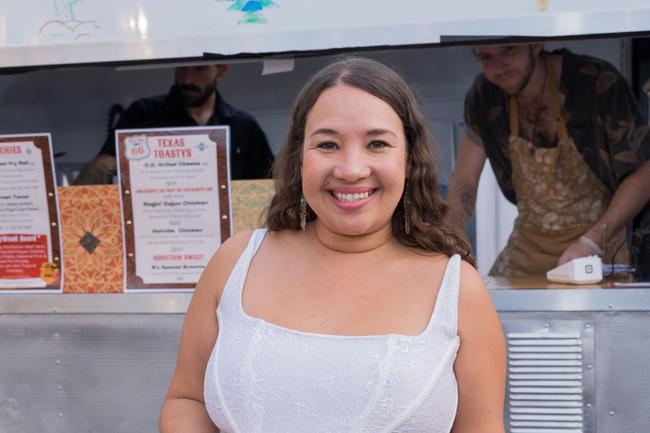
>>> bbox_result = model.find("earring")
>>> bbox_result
[403,181,411,235]
[299,196,307,231]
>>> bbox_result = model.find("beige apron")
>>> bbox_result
[490,56,628,277]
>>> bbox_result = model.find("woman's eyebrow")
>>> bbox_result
[309,128,338,138]
[366,128,397,138]
[309,128,398,138]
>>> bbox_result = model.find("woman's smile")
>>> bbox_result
[301,84,407,237]
[327,187,378,210]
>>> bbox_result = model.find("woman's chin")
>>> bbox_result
[319,220,385,238]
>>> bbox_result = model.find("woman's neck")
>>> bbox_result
[310,222,396,255]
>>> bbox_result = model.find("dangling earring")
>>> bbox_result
[403,180,411,235]
[299,196,307,231]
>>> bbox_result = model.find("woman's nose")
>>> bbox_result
[332,147,371,181]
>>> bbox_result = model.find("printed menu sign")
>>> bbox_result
[117,127,231,292]
[0,134,62,292]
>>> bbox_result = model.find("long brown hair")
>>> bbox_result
[264,57,474,265]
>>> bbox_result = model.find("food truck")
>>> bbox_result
[1,1,649,432]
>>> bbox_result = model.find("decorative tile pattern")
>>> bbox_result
[231,180,275,233]
[59,185,123,293]
[79,231,101,255]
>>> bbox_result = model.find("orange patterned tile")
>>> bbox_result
[59,185,123,293]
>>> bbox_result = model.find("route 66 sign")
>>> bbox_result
[124,135,150,160]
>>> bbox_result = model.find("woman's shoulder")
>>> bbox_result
[457,256,480,278]
[216,229,257,260]
[195,230,257,302]
[456,258,487,298]
[455,259,497,334]
[204,228,294,277]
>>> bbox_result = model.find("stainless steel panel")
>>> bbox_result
[1,295,650,432]
[509,374,583,380]
[510,354,582,360]
[0,293,192,314]
[510,368,583,373]
[510,429,583,433]
[491,289,650,312]
[503,320,595,433]
[0,314,184,433]
[591,314,650,433]
[501,312,650,433]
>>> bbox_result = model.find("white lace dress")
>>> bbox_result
[204,229,461,433]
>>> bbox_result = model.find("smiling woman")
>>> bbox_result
[160,57,506,433]
[267,57,476,258]
[300,84,407,240]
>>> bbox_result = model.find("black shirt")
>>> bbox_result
[100,86,274,180]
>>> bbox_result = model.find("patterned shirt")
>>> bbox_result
[464,49,650,205]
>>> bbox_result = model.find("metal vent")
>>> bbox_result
[505,321,595,433]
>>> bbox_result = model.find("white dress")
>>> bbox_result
[204,229,461,433]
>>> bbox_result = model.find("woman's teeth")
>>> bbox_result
[333,191,372,202]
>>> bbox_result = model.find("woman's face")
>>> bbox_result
[302,84,407,237]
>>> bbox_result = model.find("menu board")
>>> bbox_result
[0,134,62,293]
[117,126,231,292]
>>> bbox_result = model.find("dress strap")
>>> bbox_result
[428,254,461,337]
[217,228,268,314]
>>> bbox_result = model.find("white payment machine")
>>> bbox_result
[546,255,603,284]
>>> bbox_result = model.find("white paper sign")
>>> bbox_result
[0,134,63,293]
[117,126,231,291]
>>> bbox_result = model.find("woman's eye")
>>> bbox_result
[368,140,388,150]
[317,141,338,150]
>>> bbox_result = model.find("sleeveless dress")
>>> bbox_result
[204,229,461,433]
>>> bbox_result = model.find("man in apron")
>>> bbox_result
[448,43,650,277]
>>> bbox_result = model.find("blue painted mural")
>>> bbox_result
[217,0,280,24]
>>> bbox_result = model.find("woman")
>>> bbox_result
[160,57,506,433]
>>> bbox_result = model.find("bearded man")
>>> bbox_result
[447,44,650,277]
[76,65,274,184]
